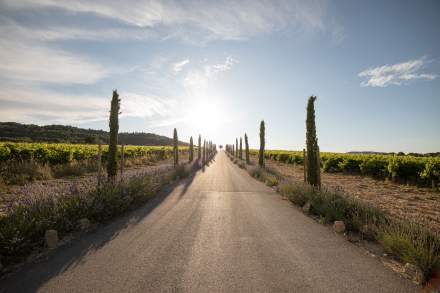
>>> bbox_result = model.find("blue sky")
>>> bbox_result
[0,0,439,153]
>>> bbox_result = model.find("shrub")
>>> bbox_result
[338,158,361,174]
[0,161,52,185]
[0,162,200,267]
[278,181,312,207]
[360,158,388,178]
[323,157,342,173]
[378,221,440,280]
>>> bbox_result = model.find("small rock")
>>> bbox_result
[404,263,425,284]
[79,218,91,231]
[333,221,346,233]
[302,202,311,213]
[45,230,58,249]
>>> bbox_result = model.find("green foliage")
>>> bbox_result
[236,138,238,158]
[305,96,320,187]
[360,158,388,178]
[107,90,120,179]
[378,221,440,280]
[0,122,185,146]
[253,149,440,187]
[279,182,313,207]
[189,136,194,162]
[198,135,201,160]
[323,157,342,172]
[244,133,250,164]
[259,120,265,167]
[250,164,440,281]
[0,161,200,266]
[338,158,361,173]
[173,128,178,167]
[239,137,243,160]
[0,160,52,185]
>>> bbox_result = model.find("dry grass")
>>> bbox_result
[255,156,440,235]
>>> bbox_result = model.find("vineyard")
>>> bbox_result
[0,142,188,165]
[250,150,440,188]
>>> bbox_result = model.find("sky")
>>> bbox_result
[0,0,439,153]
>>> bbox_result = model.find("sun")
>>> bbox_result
[186,101,225,135]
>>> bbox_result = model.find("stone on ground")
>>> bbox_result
[45,229,58,249]
[333,221,346,233]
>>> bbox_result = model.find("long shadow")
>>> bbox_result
[0,175,195,293]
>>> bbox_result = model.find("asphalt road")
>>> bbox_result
[0,151,418,292]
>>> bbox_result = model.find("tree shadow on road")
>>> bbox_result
[0,175,197,293]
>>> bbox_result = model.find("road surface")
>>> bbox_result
[0,151,418,292]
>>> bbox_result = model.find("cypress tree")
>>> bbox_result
[189,136,194,162]
[259,120,265,167]
[107,90,120,181]
[173,128,179,167]
[203,140,206,164]
[305,96,320,187]
[236,138,238,158]
[239,137,242,160]
[198,135,201,160]
[244,133,250,164]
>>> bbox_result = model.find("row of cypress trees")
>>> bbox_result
[106,90,217,183]
[225,96,321,188]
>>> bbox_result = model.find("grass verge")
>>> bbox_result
[227,154,440,283]
[0,160,201,268]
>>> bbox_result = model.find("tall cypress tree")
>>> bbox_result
[189,136,194,162]
[239,137,243,160]
[203,140,206,164]
[198,135,201,160]
[107,90,120,181]
[173,128,178,167]
[244,133,250,164]
[306,96,320,187]
[259,120,265,167]
[236,138,238,158]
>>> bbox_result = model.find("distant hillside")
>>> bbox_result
[0,122,187,146]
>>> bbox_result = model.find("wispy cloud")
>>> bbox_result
[0,39,108,84]
[183,56,237,95]
[2,0,339,41]
[358,57,437,87]
[0,85,177,125]
[173,59,190,73]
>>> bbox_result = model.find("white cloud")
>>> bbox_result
[0,86,108,124]
[173,59,189,72]
[0,85,177,125]
[183,56,237,99]
[0,39,108,84]
[121,92,176,118]
[358,57,437,87]
[2,0,338,41]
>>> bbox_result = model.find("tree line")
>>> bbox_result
[226,96,321,188]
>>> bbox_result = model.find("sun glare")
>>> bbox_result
[186,101,225,135]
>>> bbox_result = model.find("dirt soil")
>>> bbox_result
[255,156,440,234]
[0,155,189,215]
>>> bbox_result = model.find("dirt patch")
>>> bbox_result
[0,155,190,215]
[255,156,440,234]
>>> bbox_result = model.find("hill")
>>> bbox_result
[0,122,187,146]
